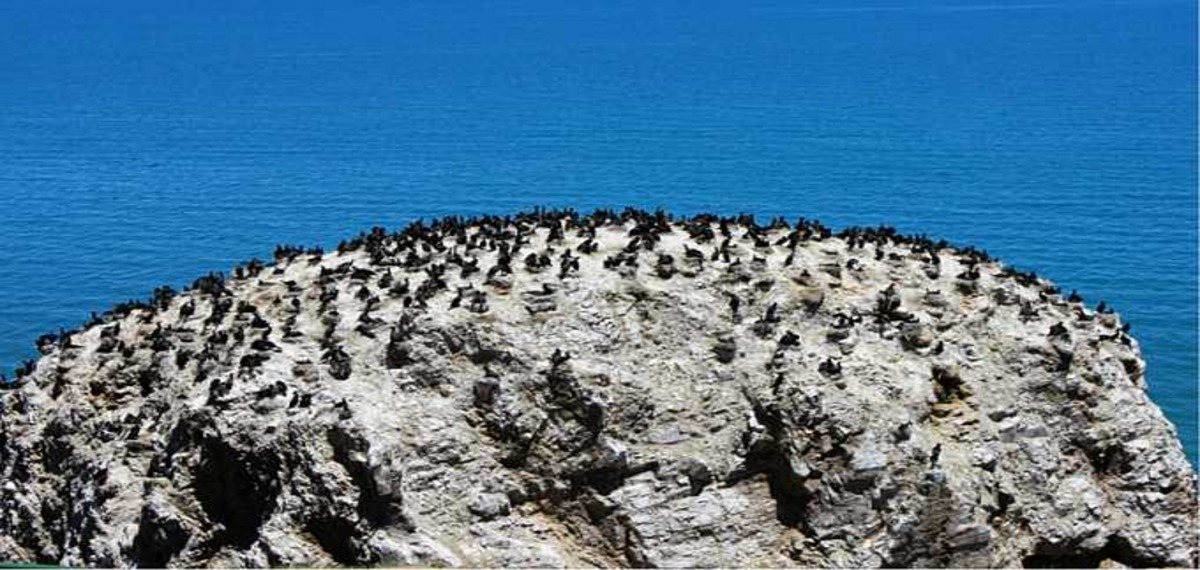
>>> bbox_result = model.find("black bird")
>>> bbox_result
[355,285,372,302]
[550,348,571,368]
[1019,302,1039,322]
[764,302,779,323]
[179,300,196,320]
[250,335,278,352]
[240,353,270,370]
[818,357,842,378]
[323,346,353,380]
[35,333,58,355]
[460,258,480,279]
[333,398,352,420]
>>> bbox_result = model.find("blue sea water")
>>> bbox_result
[0,0,1194,461]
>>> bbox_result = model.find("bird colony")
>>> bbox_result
[0,208,1193,567]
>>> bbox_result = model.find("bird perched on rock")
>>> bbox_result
[550,348,571,368]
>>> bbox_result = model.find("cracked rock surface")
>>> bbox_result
[0,209,1194,567]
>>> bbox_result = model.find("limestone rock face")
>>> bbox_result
[0,209,1194,567]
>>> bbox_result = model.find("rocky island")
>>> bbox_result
[0,209,1193,567]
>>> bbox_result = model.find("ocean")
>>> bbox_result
[0,0,1194,462]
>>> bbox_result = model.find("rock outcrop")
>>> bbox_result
[0,209,1194,567]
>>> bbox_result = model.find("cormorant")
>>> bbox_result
[818,357,842,377]
[550,348,571,368]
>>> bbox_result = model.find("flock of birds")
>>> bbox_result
[3,208,1129,393]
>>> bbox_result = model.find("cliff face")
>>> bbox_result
[0,209,1193,568]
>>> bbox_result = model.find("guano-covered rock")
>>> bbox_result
[0,209,1194,567]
